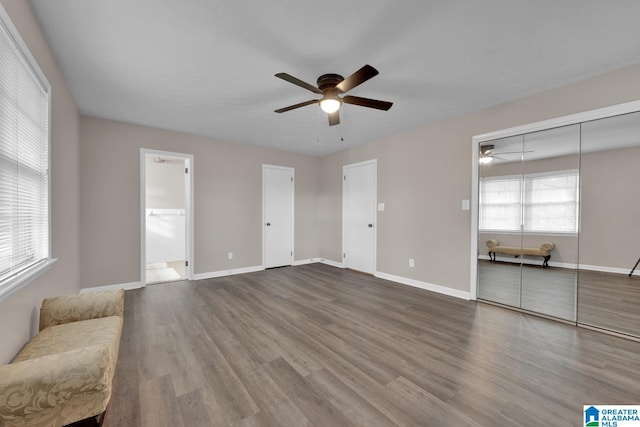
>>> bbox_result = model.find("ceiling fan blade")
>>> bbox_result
[336,64,379,93]
[328,111,340,126]
[343,95,393,111]
[274,99,318,113]
[275,73,323,94]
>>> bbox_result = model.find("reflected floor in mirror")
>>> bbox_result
[478,260,577,321]
[578,270,640,337]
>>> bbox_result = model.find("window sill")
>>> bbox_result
[479,230,578,237]
[0,258,58,302]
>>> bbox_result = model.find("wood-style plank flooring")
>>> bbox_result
[478,260,577,320]
[478,259,640,336]
[103,264,640,427]
[578,269,640,336]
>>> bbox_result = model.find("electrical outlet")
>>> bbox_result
[228,252,233,260]
[409,258,415,268]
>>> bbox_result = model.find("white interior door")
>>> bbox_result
[343,160,376,274]
[263,165,294,268]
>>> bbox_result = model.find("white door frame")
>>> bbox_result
[140,148,194,285]
[262,164,295,268]
[342,159,377,273]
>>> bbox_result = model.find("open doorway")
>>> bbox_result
[140,149,193,285]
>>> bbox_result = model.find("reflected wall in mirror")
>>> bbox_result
[477,126,580,322]
[578,111,640,336]
[477,136,523,308]
[520,125,579,321]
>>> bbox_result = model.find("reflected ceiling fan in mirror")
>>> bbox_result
[479,144,533,164]
[274,65,393,126]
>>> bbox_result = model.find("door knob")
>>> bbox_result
[368,223,373,228]
[266,222,271,226]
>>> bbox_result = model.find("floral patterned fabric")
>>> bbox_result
[38,289,124,331]
[486,239,555,256]
[0,290,124,427]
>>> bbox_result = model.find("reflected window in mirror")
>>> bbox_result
[479,169,578,234]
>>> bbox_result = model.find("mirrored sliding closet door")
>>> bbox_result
[475,102,640,339]
[577,111,640,337]
[477,125,579,322]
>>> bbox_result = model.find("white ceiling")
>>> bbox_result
[28,0,640,156]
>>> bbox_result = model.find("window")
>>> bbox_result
[0,6,53,300]
[480,170,579,233]
[479,176,522,231]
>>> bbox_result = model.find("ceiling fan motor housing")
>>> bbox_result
[317,74,344,91]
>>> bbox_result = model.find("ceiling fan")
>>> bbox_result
[479,144,533,164]
[274,64,393,126]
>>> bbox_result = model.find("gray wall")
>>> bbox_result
[580,145,640,269]
[318,63,640,293]
[80,117,319,287]
[0,0,81,363]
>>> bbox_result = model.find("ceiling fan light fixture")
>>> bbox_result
[320,97,341,114]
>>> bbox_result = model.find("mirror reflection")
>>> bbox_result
[578,111,640,336]
[477,136,523,308]
[477,109,640,339]
[521,125,579,321]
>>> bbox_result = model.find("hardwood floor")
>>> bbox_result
[578,269,640,336]
[103,264,640,427]
[478,260,577,320]
[478,259,640,336]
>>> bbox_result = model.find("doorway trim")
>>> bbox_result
[140,148,194,285]
[342,159,377,274]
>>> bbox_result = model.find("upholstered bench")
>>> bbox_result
[0,290,124,427]
[486,239,555,267]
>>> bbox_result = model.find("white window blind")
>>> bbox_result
[479,176,522,231]
[0,9,51,297]
[524,172,579,233]
[479,170,579,234]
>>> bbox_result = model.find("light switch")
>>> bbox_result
[378,203,385,211]
[462,199,470,211]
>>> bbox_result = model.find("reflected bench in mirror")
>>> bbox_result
[486,239,555,267]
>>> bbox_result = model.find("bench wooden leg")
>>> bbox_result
[543,255,550,268]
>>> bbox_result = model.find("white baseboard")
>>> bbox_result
[192,265,264,281]
[293,258,317,266]
[80,281,143,294]
[319,258,344,268]
[374,271,472,300]
[478,254,638,275]
[578,263,639,276]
